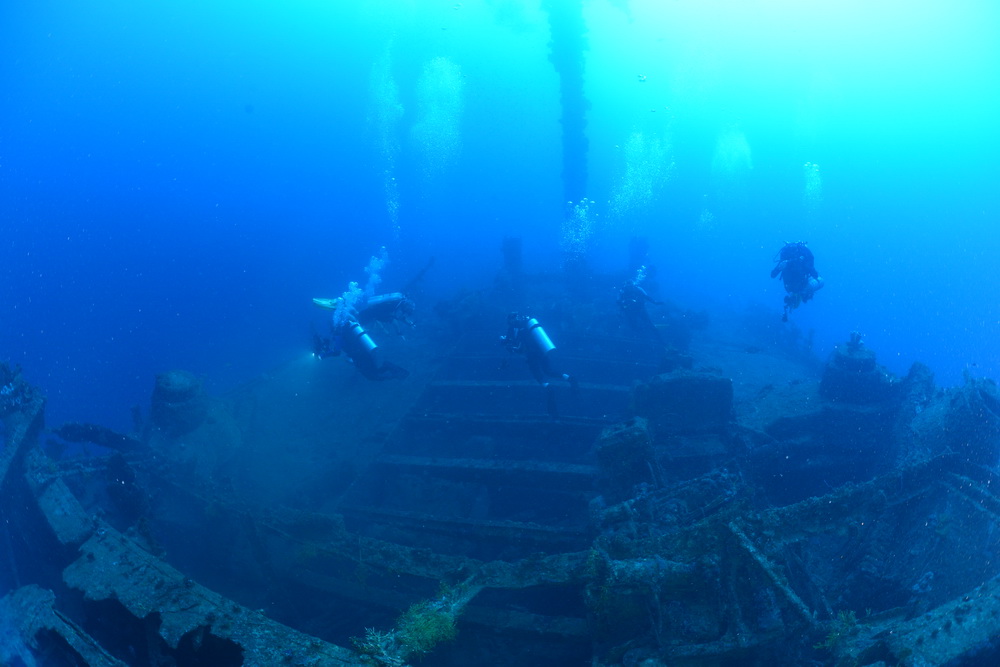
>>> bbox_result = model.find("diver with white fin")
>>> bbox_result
[312,298,409,381]
[311,248,409,381]
[357,292,415,336]
[500,312,578,417]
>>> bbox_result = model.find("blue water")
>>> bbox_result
[1,0,998,430]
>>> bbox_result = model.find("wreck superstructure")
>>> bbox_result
[3,277,1000,666]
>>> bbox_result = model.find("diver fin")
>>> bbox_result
[312,297,343,310]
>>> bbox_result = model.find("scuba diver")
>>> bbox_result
[313,319,409,381]
[500,313,577,417]
[314,291,415,337]
[618,265,664,344]
[771,241,824,322]
[356,292,415,336]
[312,296,409,381]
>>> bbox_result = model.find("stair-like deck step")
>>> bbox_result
[375,454,597,490]
[341,505,590,551]
[440,353,660,386]
[417,380,631,420]
[389,412,605,460]
[402,411,609,432]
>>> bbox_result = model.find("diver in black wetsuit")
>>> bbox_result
[500,313,577,416]
[314,320,409,381]
[771,241,824,322]
[356,292,415,336]
[618,267,665,344]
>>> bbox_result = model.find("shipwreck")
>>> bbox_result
[3,274,1000,666]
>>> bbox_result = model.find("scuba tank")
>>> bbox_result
[525,317,556,355]
[366,292,405,308]
[344,321,378,355]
